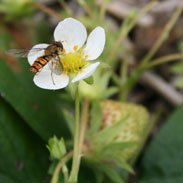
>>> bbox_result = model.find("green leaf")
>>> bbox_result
[88,101,102,136]
[48,160,58,175]
[94,171,104,183]
[137,105,183,183]
[0,59,70,141]
[78,164,97,183]
[93,115,128,144]
[0,174,20,183]
[97,165,125,183]
[0,98,49,183]
[111,156,134,174]
[102,141,137,155]
[84,76,94,85]
[104,87,119,98]
[62,108,74,136]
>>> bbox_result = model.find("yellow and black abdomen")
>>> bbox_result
[30,55,50,73]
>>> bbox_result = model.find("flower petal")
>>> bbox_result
[71,62,100,83]
[83,27,105,61]
[54,18,87,53]
[27,43,49,65]
[33,70,69,90]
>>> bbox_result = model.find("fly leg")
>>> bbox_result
[51,60,56,85]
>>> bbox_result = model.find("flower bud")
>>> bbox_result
[47,136,66,160]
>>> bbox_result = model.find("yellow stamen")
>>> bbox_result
[85,55,88,59]
[73,45,78,51]
[59,47,88,74]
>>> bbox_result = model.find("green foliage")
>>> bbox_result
[92,115,129,145]
[1,0,182,182]
[87,101,103,135]
[84,76,94,85]
[0,59,70,141]
[137,105,183,183]
[101,141,137,156]
[170,60,183,89]
[0,29,12,50]
[170,62,183,74]
[0,98,49,183]
[0,0,34,21]
[79,69,119,100]
[62,108,74,136]
[94,164,125,183]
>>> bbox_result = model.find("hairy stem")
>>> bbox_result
[69,85,81,183]
[119,57,129,101]
[79,98,90,152]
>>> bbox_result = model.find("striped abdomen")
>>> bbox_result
[30,55,50,73]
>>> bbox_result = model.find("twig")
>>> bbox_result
[140,72,183,106]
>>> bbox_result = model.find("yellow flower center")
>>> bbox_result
[59,46,88,75]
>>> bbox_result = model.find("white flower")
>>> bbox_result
[27,18,105,90]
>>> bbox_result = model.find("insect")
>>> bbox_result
[7,41,64,85]
[7,41,64,73]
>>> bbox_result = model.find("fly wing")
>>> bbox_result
[49,57,63,75]
[6,48,45,58]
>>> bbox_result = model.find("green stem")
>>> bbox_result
[63,164,69,183]
[51,161,62,183]
[77,0,93,17]
[119,58,128,101]
[99,0,107,23]
[79,98,90,151]
[123,53,183,97]
[108,1,157,62]
[51,151,73,183]
[142,53,183,69]
[69,84,81,183]
[140,4,183,66]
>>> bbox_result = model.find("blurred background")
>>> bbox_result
[0,0,183,183]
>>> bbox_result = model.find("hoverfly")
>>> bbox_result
[7,41,64,84]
